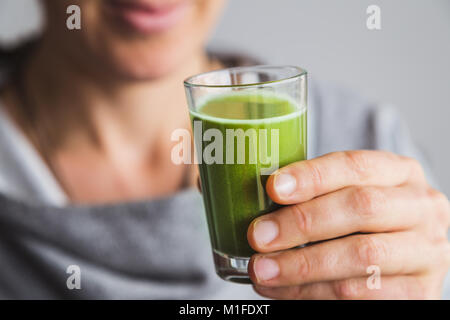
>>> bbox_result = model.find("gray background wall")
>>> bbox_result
[1,0,449,197]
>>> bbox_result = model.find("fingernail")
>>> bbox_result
[254,258,280,281]
[274,173,297,198]
[253,220,279,246]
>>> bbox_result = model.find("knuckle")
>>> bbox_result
[343,151,371,181]
[304,161,325,193]
[294,252,312,281]
[333,279,361,299]
[291,204,313,238]
[349,186,382,218]
[420,273,445,299]
[355,235,388,267]
[405,277,428,300]
[294,285,312,299]
[427,188,450,225]
[404,157,426,181]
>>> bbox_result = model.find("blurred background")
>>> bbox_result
[0,0,449,197]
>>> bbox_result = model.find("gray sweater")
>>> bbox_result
[0,53,448,299]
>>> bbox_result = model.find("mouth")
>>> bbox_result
[106,0,191,34]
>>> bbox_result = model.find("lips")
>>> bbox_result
[106,0,190,34]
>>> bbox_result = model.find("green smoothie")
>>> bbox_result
[190,93,307,258]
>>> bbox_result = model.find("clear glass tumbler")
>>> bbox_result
[184,65,307,283]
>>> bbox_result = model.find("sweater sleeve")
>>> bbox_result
[370,104,439,189]
[309,80,449,299]
[371,104,450,299]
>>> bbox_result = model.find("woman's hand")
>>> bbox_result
[247,150,450,299]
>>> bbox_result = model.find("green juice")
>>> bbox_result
[190,94,307,258]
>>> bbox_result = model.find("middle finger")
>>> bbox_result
[248,185,430,253]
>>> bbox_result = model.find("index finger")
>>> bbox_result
[266,150,425,205]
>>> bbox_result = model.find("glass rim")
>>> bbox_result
[183,65,307,89]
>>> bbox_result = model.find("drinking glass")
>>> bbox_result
[184,66,307,283]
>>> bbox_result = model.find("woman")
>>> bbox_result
[0,0,448,299]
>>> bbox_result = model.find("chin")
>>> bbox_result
[110,51,185,81]
[84,23,202,82]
